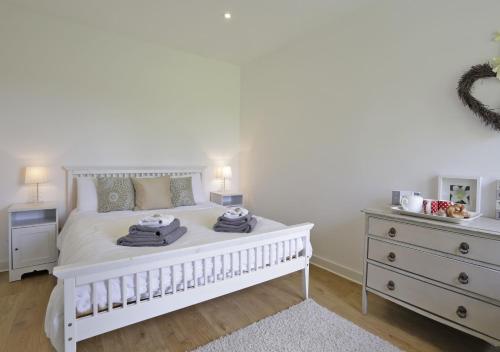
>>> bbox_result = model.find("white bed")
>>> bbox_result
[46,166,313,352]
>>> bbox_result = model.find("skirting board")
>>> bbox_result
[311,255,362,284]
[0,260,8,273]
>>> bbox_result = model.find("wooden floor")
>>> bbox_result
[0,265,496,352]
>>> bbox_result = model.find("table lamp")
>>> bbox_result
[222,166,232,192]
[216,166,232,192]
[25,166,48,203]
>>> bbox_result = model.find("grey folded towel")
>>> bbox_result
[213,216,257,233]
[129,219,180,237]
[117,226,187,247]
[217,213,253,225]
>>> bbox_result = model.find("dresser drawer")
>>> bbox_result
[368,217,500,266]
[368,238,500,301]
[367,263,500,340]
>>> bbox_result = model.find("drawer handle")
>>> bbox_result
[388,227,397,237]
[459,242,469,254]
[387,280,395,291]
[14,248,18,251]
[456,306,467,319]
[387,252,396,262]
[458,272,469,285]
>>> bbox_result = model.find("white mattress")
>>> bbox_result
[45,203,308,351]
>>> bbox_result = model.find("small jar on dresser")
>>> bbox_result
[210,191,243,207]
[8,202,58,282]
[362,209,500,347]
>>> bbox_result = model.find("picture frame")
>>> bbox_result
[438,176,482,213]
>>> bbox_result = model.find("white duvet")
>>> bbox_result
[45,203,308,351]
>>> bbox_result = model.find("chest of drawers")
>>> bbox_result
[362,209,500,346]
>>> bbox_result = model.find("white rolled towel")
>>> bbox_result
[222,207,249,220]
[139,214,175,227]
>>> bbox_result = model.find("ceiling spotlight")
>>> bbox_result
[224,12,231,20]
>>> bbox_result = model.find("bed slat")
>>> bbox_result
[148,270,153,300]
[121,276,127,307]
[203,258,208,285]
[92,282,98,316]
[171,266,176,293]
[212,256,216,282]
[246,249,250,273]
[238,250,243,275]
[107,279,112,312]
[229,253,234,278]
[261,245,265,269]
[254,247,258,271]
[182,263,187,290]
[295,238,299,259]
[221,254,225,280]
[276,242,279,265]
[135,273,140,304]
[160,267,165,297]
[193,261,197,288]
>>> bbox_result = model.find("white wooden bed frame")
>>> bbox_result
[54,166,313,352]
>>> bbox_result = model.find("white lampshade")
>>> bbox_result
[25,166,48,184]
[215,167,222,179]
[222,166,232,179]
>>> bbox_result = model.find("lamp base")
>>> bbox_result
[223,178,231,192]
[31,183,42,203]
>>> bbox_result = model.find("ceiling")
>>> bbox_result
[6,0,367,64]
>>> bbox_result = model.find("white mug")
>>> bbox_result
[400,194,423,213]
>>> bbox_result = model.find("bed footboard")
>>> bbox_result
[54,223,313,352]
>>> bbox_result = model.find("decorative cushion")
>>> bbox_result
[170,177,196,207]
[132,176,173,210]
[96,177,135,212]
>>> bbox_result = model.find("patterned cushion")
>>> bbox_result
[170,177,196,207]
[96,177,135,212]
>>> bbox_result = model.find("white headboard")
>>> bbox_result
[63,165,206,215]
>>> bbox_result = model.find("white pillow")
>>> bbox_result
[174,174,206,204]
[190,173,206,203]
[77,177,98,212]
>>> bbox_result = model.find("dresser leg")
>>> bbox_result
[362,289,368,314]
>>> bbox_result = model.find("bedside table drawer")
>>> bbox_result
[210,193,243,206]
[12,224,57,269]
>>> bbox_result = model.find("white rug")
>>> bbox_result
[193,299,401,352]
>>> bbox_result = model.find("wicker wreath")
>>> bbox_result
[457,63,500,130]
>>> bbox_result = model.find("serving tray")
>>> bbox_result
[390,206,481,223]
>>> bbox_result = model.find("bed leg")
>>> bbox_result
[64,337,77,352]
[302,263,309,299]
[64,277,77,352]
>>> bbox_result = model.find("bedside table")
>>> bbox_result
[210,192,243,207]
[8,202,58,282]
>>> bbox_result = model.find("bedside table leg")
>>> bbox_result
[9,270,22,282]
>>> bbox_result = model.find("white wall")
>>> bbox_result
[241,0,500,281]
[0,5,240,269]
